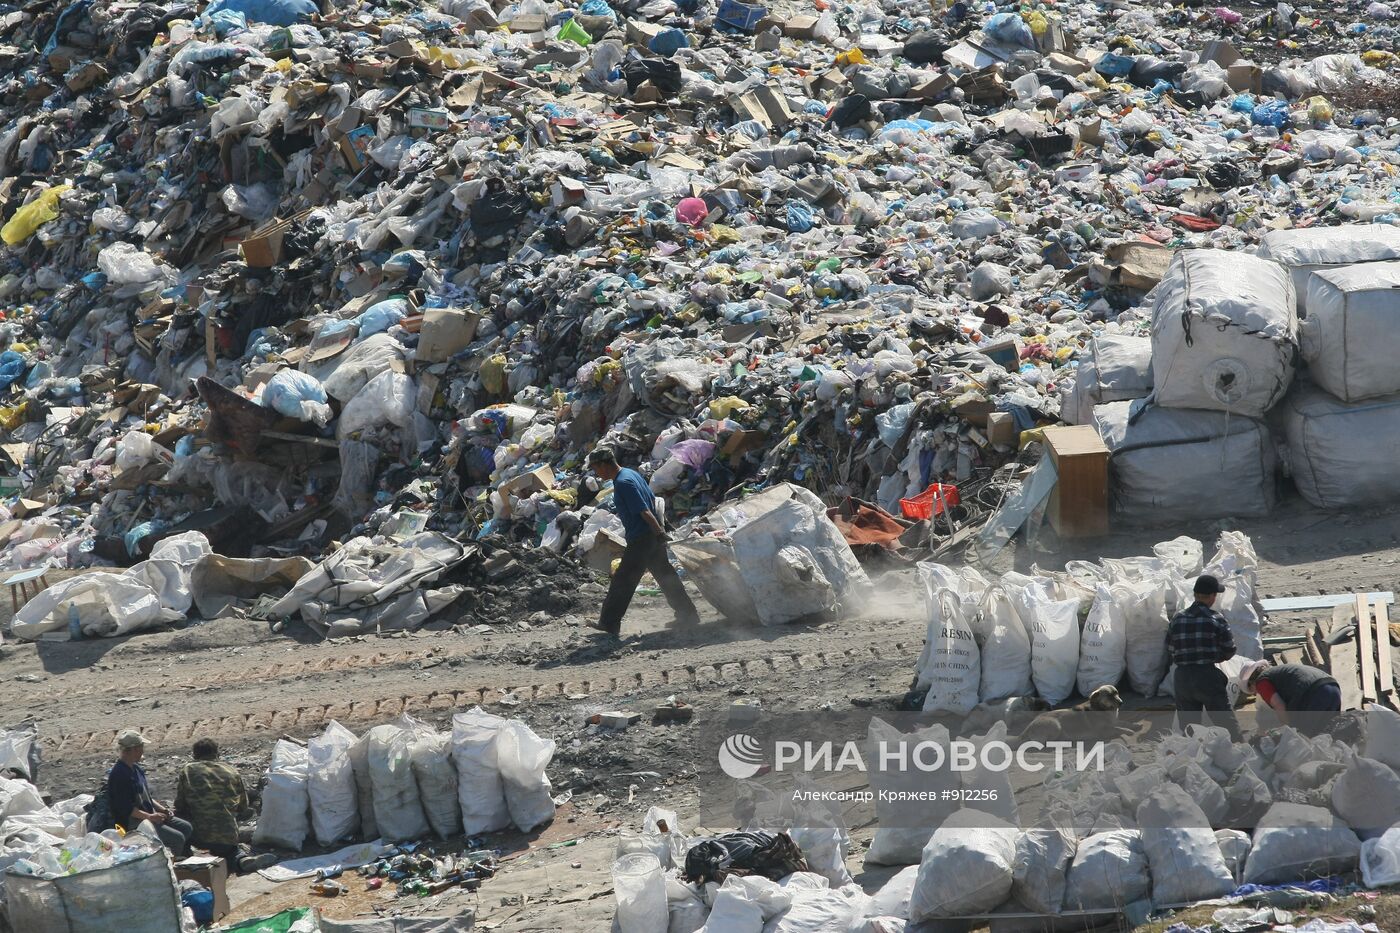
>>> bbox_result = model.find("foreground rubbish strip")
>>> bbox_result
[256,840,394,883]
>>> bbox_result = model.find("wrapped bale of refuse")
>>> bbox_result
[4,844,184,933]
[1093,400,1276,522]
[1149,250,1296,418]
[1243,803,1361,885]
[1257,224,1400,314]
[1302,263,1400,401]
[1061,334,1153,425]
[1281,384,1400,509]
[908,810,1018,921]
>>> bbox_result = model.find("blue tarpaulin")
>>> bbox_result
[203,0,317,27]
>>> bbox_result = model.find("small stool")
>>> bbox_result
[4,566,50,615]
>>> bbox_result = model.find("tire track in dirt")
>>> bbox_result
[42,644,908,755]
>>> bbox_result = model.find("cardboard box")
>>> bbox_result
[415,308,481,364]
[1227,62,1262,94]
[339,124,375,171]
[509,13,547,32]
[175,856,229,921]
[239,217,292,268]
[1044,425,1109,538]
[784,14,819,38]
[987,411,1017,447]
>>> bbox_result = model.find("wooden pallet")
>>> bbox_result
[1313,596,1399,710]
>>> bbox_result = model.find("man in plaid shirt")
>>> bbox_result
[1167,574,1241,740]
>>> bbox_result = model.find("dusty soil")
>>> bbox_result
[5,490,1400,930]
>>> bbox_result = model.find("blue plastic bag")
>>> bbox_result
[580,0,615,16]
[649,27,689,55]
[208,8,249,35]
[203,0,317,26]
[1094,52,1135,78]
[1231,93,1255,112]
[1252,100,1290,129]
[785,200,815,233]
[261,370,330,419]
[354,298,410,336]
[983,12,1033,47]
[0,351,25,391]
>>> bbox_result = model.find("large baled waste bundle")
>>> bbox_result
[1281,384,1400,510]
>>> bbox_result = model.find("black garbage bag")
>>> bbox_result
[826,94,871,129]
[683,830,809,885]
[902,30,946,65]
[622,59,683,96]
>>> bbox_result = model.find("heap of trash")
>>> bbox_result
[0,0,1394,632]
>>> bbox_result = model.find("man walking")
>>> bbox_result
[587,447,700,637]
[1167,574,1242,741]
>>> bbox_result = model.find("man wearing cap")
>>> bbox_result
[585,446,700,637]
[1166,575,1242,741]
[108,730,193,855]
[1239,660,1340,735]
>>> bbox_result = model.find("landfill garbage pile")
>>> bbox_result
[915,530,1263,715]
[0,0,1392,606]
[609,711,1400,930]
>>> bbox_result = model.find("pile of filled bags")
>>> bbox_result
[255,708,555,850]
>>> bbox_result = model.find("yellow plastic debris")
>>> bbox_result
[2,185,72,247]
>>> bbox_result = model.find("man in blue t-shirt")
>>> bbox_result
[587,446,700,636]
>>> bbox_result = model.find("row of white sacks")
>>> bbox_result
[615,715,1400,931]
[914,532,1262,713]
[253,709,555,852]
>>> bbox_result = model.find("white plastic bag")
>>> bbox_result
[1012,825,1077,915]
[613,853,668,933]
[410,726,461,839]
[1063,830,1151,910]
[1244,803,1361,885]
[976,586,1033,702]
[1361,825,1400,888]
[253,739,311,851]
[338,370,415,439]
[451,707,511,834]
[1014,583,1080,705]
[1077,584,1127,696]
[495,719,555,832]
[907,810,1017,920]
[920,588,980,715]
[307,721,360,846]
[261,369,333,426]
[347,732,378,840]
[1137,785,1234,906]
[367,721,429,842]
[1331,757,1400,840]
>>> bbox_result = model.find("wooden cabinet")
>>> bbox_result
[1044,425,1109,538]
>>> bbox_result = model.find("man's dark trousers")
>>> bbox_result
[598,530,698,635]
[1174,664,1242,741]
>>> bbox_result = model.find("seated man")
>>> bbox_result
[108,730,193,855]
[175,738,251,870]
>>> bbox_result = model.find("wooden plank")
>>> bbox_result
[1359,594,1378,705]
[1305,621,1330,668]
[1260,592,1394,611]
[1328,605,1364,711]
[1379,601,1395,696]
[1277,647,1305,666]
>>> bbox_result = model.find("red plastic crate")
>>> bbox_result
[899,483,960,520]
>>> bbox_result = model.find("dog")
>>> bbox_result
[1014,685,1125,745]
[961,695,1052,737]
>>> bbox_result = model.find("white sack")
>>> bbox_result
[1062,334,1153,425]
[907,810,1017,920]
[1093,400,1276,522]
[495,719,555,832]
[1215,829,1251,883]
[410,727,461,839]
[1063,830,1151,910]
[1361,825,1400,888]
[1282,384,1400,509]
[866,866,918,919]
[1257,224,1400,314]
[307,721,360,847]
[976,586,1033,703]
[1301,262,1400,401]
[920,586,980,715]
[253,739,310,851]
[865,718,958,866]
[1122,577,1171,697]
[1153,536,1204,577]
[1013,583,1079,705]
[1331,757,1400,840]
[1136,784,1234,906]
[1077,584,1127,696]
[1149,249,1296,417]
[1243,803,1361,885]
[367,721,429,843]
[451,707,511,834]
[338,370,415,439]
[1366,709,1400,771]
[1012,825,1077,915]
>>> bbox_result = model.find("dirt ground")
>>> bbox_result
[6,491,1400,931]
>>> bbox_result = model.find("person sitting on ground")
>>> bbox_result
[175,738,252,870]
[585,446,701,638]
[1239,660,1341,735]
[108,730,193,856]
